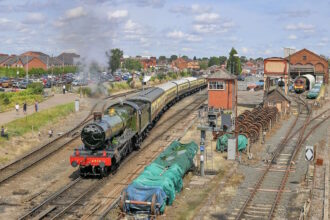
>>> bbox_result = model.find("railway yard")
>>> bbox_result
[0,73,328,220]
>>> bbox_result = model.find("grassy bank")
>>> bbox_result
[0,102,75,141]
[108,81,131,93]
[0,84,44,112]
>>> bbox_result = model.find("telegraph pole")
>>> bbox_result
[26,56,29,80]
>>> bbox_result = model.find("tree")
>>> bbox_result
[256,57,264,62]
[170,55,178,61]
[106,48,123,73]
[226,47,242,75]
[208,56,220,67]
[124,58,142,71]
[219,56,227,65]
[159,56,166,61]
[193,56,197,60]
[240,56,248,64]
[182,55,189,60]
[199,61,208,70]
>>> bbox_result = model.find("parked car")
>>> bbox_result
[72,79,88,86]
[237,75,245,81]
[12,81,20,88]
[19,79,32,89]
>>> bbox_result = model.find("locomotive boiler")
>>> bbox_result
[81,111,127,150]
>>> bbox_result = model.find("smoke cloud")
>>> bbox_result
[55,5,119,66]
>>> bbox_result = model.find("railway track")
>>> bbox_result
[0,90,137,185]
[232,96,329,220]
[19,91,207,220]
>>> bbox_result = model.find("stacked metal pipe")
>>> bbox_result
[236,106,278,143]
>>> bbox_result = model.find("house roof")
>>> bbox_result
[57,53,80,65]
[0,55,9,64]
[286,48,328,63]
[265,88,291,103]
[38,56,63,66]
[21,51,50,58]
[208,69,236,80]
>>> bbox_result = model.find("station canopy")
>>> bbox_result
[290,64,314,73]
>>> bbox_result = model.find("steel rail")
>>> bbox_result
[18,177,82,220]
[96,95,208,220]
[19,90,207,220]
[234,101,303,220]
[0,90,137,184]
[235,95,312,220]
[268,114,330,219]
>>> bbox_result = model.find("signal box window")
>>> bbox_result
[208,81,225,90]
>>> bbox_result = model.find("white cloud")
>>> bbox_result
[317,42,326,46]
[264,49,272,55]
[222,21,235,28]
[25,13,45,24]
[241,47,249,53]
[193,24,217,33]
[167,30,185,38]
[124,19,139,32]
[65,6,87,20]
[167,30,201,42]
[182,47,192,52]
[108,10,128,20]
[321,37,329,42]
[170,4,211,14]
[195,13,219,23]
[288,34,297,40]
[285,23,314,33]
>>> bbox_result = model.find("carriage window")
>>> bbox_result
[208,81,225,90]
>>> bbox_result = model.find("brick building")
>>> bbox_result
[171,58,188,70]
[286,48,328,84]
[57,52,80,66]
[264,88,290,116]
[0,51,79,71]
[207,69,236,110]
[187,60,200,70]
[140,57,156,69]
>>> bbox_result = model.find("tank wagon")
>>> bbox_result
[294,74,315,93]
[70,77,206,176]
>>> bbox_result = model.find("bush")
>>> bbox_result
[77,87,92,97]
[27,82,44,94]
[0,89,43,112]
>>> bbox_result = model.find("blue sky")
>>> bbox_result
[0,0,329,62]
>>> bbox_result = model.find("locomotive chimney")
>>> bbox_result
[93,112,102,122]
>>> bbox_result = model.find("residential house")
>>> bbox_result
[187,60,200,70]
[171,57,188,70]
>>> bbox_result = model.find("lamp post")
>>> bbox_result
[232,53,239,160]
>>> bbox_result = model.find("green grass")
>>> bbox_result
[108,81,131,93]
[0,88,43,112]
[0,102,75,142]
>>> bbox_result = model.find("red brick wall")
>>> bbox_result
[25,58,47,70]
[208,79,234,110]
[289,49,328,83]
